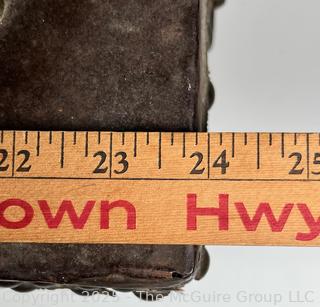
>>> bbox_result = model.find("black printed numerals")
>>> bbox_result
[16,150,32,172]
[114,152,129,175]
[93,151,108,174]
[0,149,32,173]
[0,149,9,172]
[288,152,304,175]
[312,153,320,175]
[213,150,230,174]
[190,152,205,175]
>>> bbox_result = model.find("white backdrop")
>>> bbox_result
[1,0,320,306]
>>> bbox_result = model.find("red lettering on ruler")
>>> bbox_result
[0,199,34,229]
[100,200,136,230]
[186,194,320,241]
[296,204,320,241]
[186,193,229,231]
[235,202,294,232]
[38,200,95,229]
[1,194,320,243]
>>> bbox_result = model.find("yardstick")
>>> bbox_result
[1,131,320,246]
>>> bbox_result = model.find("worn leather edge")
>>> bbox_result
[196,0,214,132]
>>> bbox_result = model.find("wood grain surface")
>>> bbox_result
[0,131,319,246]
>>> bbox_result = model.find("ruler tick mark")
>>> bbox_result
[146,132,150,145]
[25,131,28,144]
[269,133,273,146]
[219,133,223,146]
[195,133,198,146]
[257,133,260,170]
[232,133,235,158]
[294,133,297,145]
[109,133,113,178]
[98,132,101,145]
[73,132,77,145]
[122,132,125,146]
[11,131,16,177]
[49,131,53,144]
[244,133,248,145]
[307,133,310,179]
[134,132,137,157]
[0,130,3,144]
[171,132,174,146]
[182,133,186,158]
[85,132,89,157]
[207,133,210,179]
[281,133,285,158]
[36,131,40,156]
[60,132,65,168]
[158,132,162,169]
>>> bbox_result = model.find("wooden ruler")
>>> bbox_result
[1,131,320,246]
